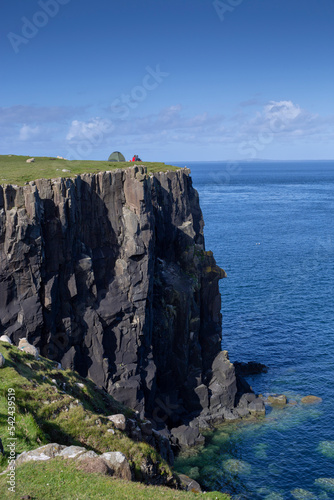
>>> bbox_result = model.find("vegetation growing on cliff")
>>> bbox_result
[0,343,168,477]
[0,343,230,499]
[0,155,179,186]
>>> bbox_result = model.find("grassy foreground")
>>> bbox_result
[0,459,229,500]
[0,155,179,186]
[0,343,230,499]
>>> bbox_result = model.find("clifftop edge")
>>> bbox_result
[0,154,181,187]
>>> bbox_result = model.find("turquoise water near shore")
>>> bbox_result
[174,161,334,499]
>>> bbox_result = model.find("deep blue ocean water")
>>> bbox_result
[173,161,334,500]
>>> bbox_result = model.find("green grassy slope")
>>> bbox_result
[0,343,230,499]
[0,343,165,476]
[0,155,179,186]
[0,459,229,500]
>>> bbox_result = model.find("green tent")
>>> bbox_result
[108,151,126,162]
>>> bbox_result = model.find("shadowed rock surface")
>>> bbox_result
[0,166,263,444]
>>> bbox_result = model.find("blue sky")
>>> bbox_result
[1,0,333,161]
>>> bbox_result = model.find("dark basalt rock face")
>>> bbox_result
[0,166,263,445]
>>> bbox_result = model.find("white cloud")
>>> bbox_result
[71,101,333,153]
[158,104,182,122]
[264,100,302,121]
[19,124,41,141]
[66,118,114,141]
[236,99,332,142]
[1,99,333,160]
[109,105,224,137]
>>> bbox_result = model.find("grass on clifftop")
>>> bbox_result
[0,155,180,186]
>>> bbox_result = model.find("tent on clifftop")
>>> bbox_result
[108,151,126,162]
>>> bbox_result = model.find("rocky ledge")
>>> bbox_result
[1,442,177,487]
[0,166,264,449]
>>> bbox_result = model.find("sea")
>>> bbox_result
[173,161,334,500]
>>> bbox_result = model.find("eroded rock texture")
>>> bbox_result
[0,166,261,431]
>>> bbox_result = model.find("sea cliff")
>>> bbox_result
[0,166,264,446]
